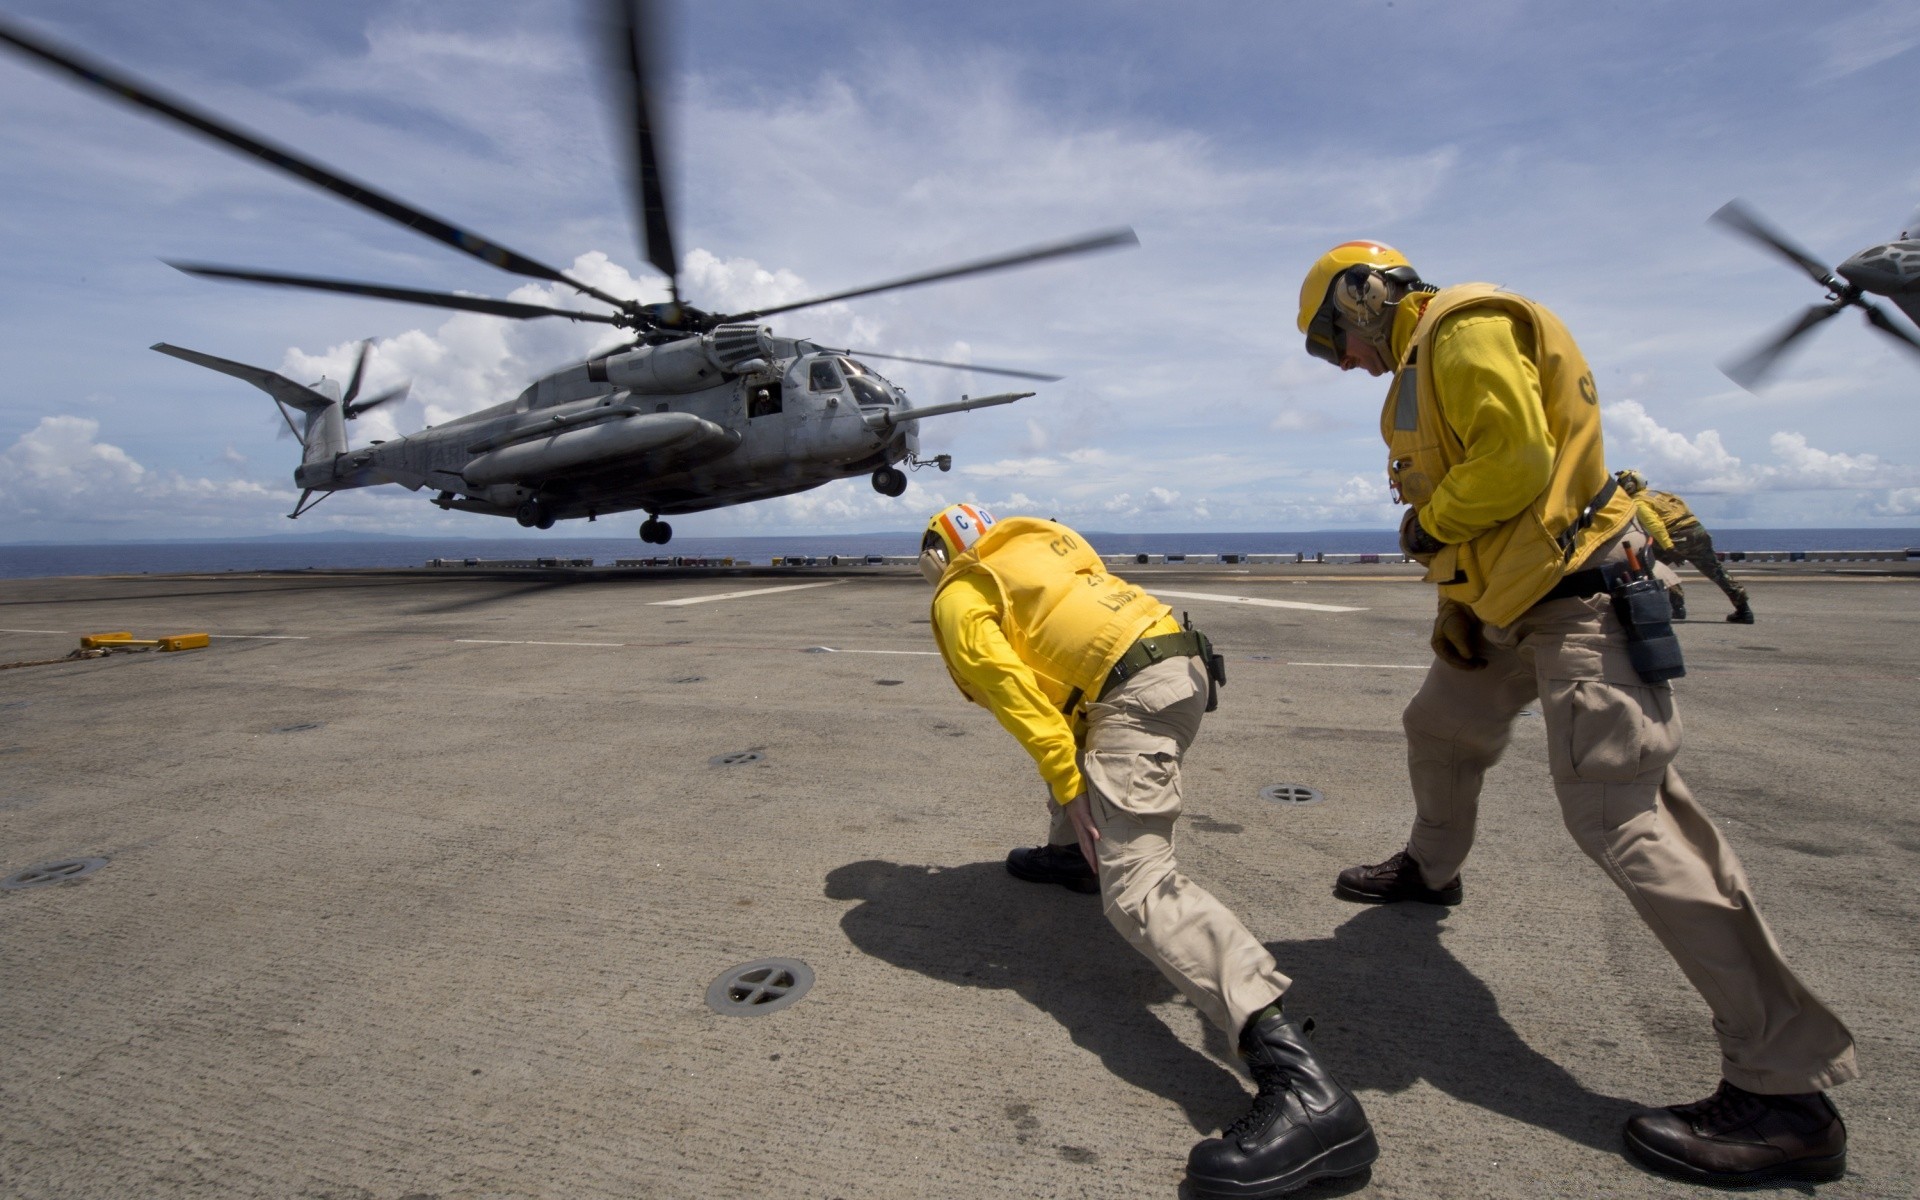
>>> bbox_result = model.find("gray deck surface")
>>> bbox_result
[1,562,1914,1200]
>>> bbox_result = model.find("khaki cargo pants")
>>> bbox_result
[1402,537,1855,1094]
[1046,656,1292,1038]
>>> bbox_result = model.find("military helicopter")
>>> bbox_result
[1710,198,1920,390]
[0,5,1135,544]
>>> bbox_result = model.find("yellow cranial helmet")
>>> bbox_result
[923,502,997,557]
[920,503,998,583]
[1298,240,1420,364]
[1615,469,1647,495]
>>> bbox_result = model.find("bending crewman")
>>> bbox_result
[920,503,1377,1199]
[1617,469,1753,623]
[1296,242,1856,1187]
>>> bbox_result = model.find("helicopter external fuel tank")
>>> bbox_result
[463,411,736,486]
[589,323,773,393]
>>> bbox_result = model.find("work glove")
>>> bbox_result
[1431,598,1486,670]
[1399,507,1445,565]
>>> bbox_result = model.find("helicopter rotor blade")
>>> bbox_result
[166,262,626,324]
[0,16,630,312]
[1720,302,1844,390]
[341,339,372,407]
[818,346,1063,382]
[726,227,1141,322]
[345,381,410,420]
[1710,200,1841,290]
[1861,299,1920,359]
[605,0,678,297]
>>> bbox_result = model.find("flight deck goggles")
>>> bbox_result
[1304,299,1347,365]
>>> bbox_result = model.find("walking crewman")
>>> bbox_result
[919,503,1377,1198]
[1295,241,1856,1187]
[1616,469,1754,623]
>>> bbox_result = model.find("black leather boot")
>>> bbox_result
[1187,1010,1379,1198]
[1334,848,1461,906]
[1624,1080,1845,1186]
[1727,604,1755,624]
[1004,843,1099,894]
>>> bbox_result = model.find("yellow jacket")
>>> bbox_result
[1634,496,1675,550]
[930,518,1175,803]
[1382,285,1634,625]
[1641,490,1699,537]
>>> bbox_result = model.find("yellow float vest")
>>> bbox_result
[1382,284,1635,626]
[931,518,1171,708]
[1643,490,1700,535]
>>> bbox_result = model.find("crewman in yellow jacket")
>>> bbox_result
[1617,469,1754,622]
[1298,242,1855,1187]
[921,503,1377,1199]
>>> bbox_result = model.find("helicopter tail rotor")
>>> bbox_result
[1709,198,1920,388]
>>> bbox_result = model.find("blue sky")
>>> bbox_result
[2,0,1917,540]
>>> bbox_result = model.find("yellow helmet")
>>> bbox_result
[1298,241,1418,364]
[920,503,998,583]
[1615,469,1647,495]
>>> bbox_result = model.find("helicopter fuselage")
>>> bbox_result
[293,330,925,524]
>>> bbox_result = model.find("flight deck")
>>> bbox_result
[1,562,1914,1199]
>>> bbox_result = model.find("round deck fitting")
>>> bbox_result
[706,958,814,1016]
[2,857,109,891]
[709,750,764,767]
[1260,783,1326,807]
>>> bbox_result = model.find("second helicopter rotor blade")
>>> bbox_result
[606,0,679,295]
[1710,200,1840,290]
[727,227,1141,322]
[166,262,625,324]
[346,382,410,419]
[0,15,629,311]
[1721,302,1844,389]
[1861,300,1920,358]
[818,346,1062,382]
[342,339,372,407]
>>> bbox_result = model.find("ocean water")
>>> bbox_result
[2,528,1915,580]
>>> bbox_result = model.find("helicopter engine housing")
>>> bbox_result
[592,323,772,394]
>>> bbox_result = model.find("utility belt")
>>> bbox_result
[1535,555,1685,684]
[1066,616,1229,714]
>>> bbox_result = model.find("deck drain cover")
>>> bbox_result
[2,857,109,891]
[710,750,764,767]
[706,958,814,1016]
[273,722,324,734]
[1260,784,1326,807]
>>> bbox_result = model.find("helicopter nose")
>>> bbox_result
[1838,243,1920,294]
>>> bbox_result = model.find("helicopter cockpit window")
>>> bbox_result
[809,360,844,392]
[747,380,783,417]
[848,376,892,407]
[838,357,868,377]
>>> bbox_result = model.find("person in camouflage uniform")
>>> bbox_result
[1616,470,1754,624]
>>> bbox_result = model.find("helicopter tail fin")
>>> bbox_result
[151,342,347,466]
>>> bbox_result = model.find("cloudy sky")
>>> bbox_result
[2,0,1917,541]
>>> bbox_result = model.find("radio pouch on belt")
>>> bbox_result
[1183,611,1228,712]
[1603,564,1686,684]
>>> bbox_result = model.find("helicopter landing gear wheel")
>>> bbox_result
[640,517,673,545]
[871,465,908,497]
[517,498,555,529]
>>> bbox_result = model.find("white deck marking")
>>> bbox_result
[208,634,310,640]
[804,646,941,656]
[454,639,630,647]
[0,628,70,635]
[1153,589,1364,613]
[1286,661,1427,670]
[649,580,846,607]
